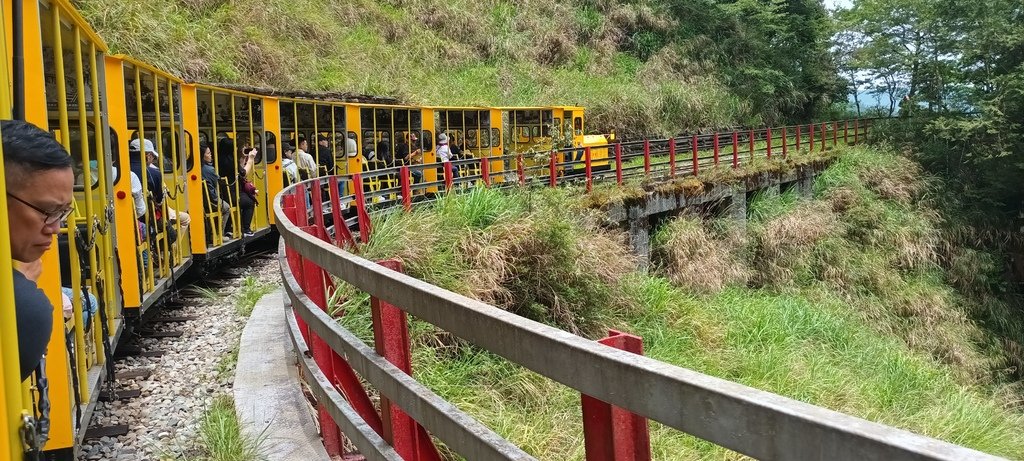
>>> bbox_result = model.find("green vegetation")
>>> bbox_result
[234,275,275,317]
[192,395,265,461]
[330,145,1024,459]
[75,0,839,134]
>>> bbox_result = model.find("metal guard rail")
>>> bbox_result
[274,118,1004,461]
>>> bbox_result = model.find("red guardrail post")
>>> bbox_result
[300,233,343,457]
[615,143,623,185]
[691,134,699,175]
[352,174,372,242]
[821,122,827,151]
[833,121,838,146]
[712,133,720,166]
[372,259,444,461]
[582,330,651,461]
[400,166,412,211]
[748,129,754,162]
[796,125,802,151]
[781,126,788,158]
[731,131,739,169]
[312,178,327,233]
[584,146,593,193]
[443,162,454,191]
[295,182,310,227]
[282,193,310,346]
[517,154,525,186]
[766,127,773,160]
[549,152,558,188]
[327,177,357,250]
[668,138,676,177]
[643,139,651,174]
[481,156,491,187]
[809,124,815,152]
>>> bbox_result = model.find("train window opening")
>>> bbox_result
[184,132,195,172]
[491,128,501,148]
[265,132,278,163]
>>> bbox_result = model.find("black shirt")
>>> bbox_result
[315,144,335,175]
[14,269,53,381]
[202,162,221,206]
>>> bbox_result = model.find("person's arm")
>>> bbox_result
[242,150,256,177]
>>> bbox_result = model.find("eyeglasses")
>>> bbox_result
[7,193,73,226]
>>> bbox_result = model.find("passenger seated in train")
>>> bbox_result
[346,133,358,160]
[295,138,316,180]
[436,133,459,179]
[2,119,74,380]
[395,131,423,182]
[315,134,335,176]
[130,138,177,249]
[200,142,231,242]
[233,146,258,238]
[281,141,299,185]
[376,138,392,166]
[136,138,190,233]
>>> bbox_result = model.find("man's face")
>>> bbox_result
[146,151,156,166]
[410,133,418,143]
[7,168,74,262]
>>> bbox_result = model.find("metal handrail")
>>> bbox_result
[273,117,1004,460]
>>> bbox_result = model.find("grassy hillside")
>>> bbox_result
[331,146,1024,459]
[75,0,839,135]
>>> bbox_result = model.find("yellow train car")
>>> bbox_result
[6,0,121,458]
[189,84,275,257]
[433,106,503,183]
[501,106,611,179]
[272,100,433,198]
[105,55,194,315]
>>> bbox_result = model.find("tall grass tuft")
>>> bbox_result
[196,395,266,461]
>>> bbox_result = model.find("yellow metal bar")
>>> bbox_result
[209,91,221,245]
[1,127,25,461]
[165,79,184,263]
[135,66,153,290]
[230,96,239,234]
[331,105,337,175]
[89,41,114,359]
[0,6,17,457]
[53,4,90,402]
[152,73,169,276]
[313,103,320,174]
[73,25,95,375]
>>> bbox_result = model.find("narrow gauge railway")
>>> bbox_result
[0,2,888,461]
[0,1,645,459]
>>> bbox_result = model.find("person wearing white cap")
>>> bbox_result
[436,132,459,179]
[131,138,190,232]
[436,133,452,162]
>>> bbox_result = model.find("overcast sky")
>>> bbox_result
[824,0,853,11]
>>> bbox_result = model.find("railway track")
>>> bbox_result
[77,251,279,460]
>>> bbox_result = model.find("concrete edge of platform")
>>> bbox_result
[234,290,329,460]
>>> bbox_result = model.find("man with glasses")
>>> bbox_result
[3,119,73,380]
